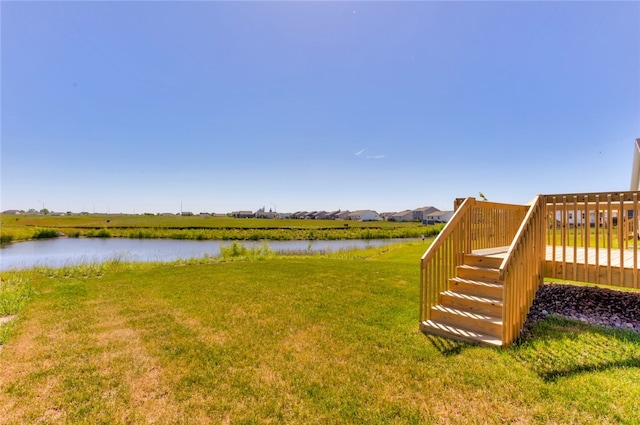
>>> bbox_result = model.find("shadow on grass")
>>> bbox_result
[511,315,640,382]
[421,332,469,356]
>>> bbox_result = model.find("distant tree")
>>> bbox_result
[39,208,50,215]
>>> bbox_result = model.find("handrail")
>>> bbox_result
[421,197,474,264]
[498,195,543,278]
[420,197,475,322]
[498,195,545,345]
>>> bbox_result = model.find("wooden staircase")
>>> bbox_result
[420,253,505,347]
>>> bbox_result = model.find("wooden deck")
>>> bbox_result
[422,192,640,347]
[473,246,640,288]
[545,245,638,267]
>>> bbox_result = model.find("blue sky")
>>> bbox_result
[2,1,639,214]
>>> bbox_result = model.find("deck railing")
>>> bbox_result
[499,195,545,345]
[453,198,529,251]
[544,191,640,289]
[420,198,528,323]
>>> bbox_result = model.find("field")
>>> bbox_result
[0,214,438,243]
[1,241,639,424]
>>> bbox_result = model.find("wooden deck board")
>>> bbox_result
[544,246,639,268]
[473,246,639,269]
[472,246,640,288]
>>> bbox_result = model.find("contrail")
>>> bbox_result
[355,148,367,156]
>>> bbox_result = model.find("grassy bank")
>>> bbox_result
[0,242,639,423]
[0,214,439,243]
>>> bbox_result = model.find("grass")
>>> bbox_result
[0,242,639,424]
[31,228,59,239]
[0,275,36,346]
[1,213,439,243]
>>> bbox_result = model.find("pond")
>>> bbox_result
[0,237,414,270]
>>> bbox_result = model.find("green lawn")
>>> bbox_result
[1,242,639,424]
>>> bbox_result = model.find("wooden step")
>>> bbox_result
[430,305,502,337]
[449,277,503,299]
[420,320,502,347]
[440,290,502,316]
[456,264,501,283]
[463,254,503,269]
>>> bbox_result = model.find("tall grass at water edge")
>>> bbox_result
[109,226,437,241]
[1,213,442,242]
[31,228,59,239]
[1,226,438,243]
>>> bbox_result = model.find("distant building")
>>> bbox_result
[379,212,395,221]
[255,210,277,219]
[422,210,454,225]
[348,210,382,221]
[413,206,440,222]
[232,211,254,218]
[390,210,415,222]
[335,210,352,220]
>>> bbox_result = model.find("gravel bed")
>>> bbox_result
[523,283,640,333]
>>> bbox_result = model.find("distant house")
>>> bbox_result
[335,210,352,220]
[348,210,382,221]
[255,210,277,219]
[555,209,617,227]
[379,212,393,220]
[305,211,319,220]
[180,211,194,216]
[413,206,440,222]
[314,211,331,220]
[422,210,454,225]
[390,210,415,222]
[1,210,21,214]
[232,211,254,218]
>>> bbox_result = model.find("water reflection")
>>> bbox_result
[0,238,412,270]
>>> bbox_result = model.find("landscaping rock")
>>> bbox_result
[523,283,640,335]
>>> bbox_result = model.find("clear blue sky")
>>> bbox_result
[2,1,639,214]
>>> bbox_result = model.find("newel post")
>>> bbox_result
[463,197,476,254]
